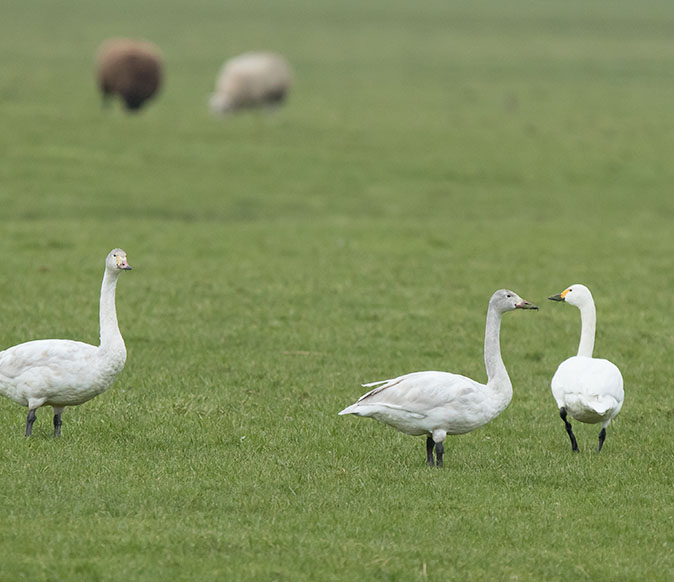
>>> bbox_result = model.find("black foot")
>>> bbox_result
[53,413,62,437]
[560,407,579,452]
[435,441,444,468]
[597,427,606,452]
[25,409,37,437]
[426,436,435,467]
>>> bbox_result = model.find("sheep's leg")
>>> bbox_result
[53,407,64,437]
[560,407,579,452]
[25,409,37,437]
[597,428,607,452]
[434,441,444,468]
[426,436,435,467]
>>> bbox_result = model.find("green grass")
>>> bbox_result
[1,0,674,579]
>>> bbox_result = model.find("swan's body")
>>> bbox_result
[339,289,538,467]
[551,357,623,424]
[0,340,123,407]
[340,371,511,438]
[0,249,131,436]
[549,284,624,452]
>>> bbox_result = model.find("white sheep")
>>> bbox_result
[209,52,293,115]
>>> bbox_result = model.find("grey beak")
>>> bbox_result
[548,294,564,302]
[516,300,538,310]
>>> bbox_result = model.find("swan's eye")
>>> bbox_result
[506,294,512,298]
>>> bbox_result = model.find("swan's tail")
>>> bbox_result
[592,400,611,416]
[590,395,621,417]
[338,403,360,416]
[568,394,621,422]
[339,377,401,415]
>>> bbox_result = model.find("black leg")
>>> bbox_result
[435,441,444,468]
[426,436,435,467]
[53,413,63,437]
[597,428,607,452]
[25,409,37,437]
[559,407,579,452]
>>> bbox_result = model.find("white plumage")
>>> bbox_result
[0,249,132,436]
[339,289,538,467]
[209,52,292,115]
[548,284,624,452]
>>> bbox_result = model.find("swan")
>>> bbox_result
[338,289,538,467]
[0,249,132,436]
[548,284,624,452]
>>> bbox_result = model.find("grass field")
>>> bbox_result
[1,0,674,579]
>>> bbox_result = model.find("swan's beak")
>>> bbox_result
[117,257,132,270]
[516,300,538,310]
[548,294,564,302]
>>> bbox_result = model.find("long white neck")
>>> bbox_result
[577,300,596,358]
[99,268,124,353]
[484,305,511,392]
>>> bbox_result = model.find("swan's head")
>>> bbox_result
[548,284,592,308]
[106,248,132,272]
[490,289,538,313]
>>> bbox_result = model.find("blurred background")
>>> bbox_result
[1,0,673,579]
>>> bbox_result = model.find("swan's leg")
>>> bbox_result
[435,442,444,468]
[597,428,607,452]
[431,429,447,468]
[25,409,37,437]
[559,407,579,452]
[426,436,435,467]
[53,407,64,437]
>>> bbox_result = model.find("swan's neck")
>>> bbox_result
[484,306,511,393]
[99,269,124,353]
[577,301,596,358]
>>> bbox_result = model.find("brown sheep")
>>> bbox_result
[96,39,163,112]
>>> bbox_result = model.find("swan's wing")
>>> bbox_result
[582,359,623,399]
[0,339,97,380]
[357,377,406,401]
[342,371,482,415]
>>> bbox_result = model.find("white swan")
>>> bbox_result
[0,249,132,436]
[548,284,624,452]
[338,289,538,467]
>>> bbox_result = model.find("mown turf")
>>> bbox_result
[1,0,673,580]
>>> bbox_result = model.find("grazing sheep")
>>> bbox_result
[96,38,163,112]
[209,52,292,115]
